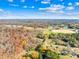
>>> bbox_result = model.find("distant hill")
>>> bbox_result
[0,19,79,25]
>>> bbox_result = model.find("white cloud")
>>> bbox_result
[66,12,79,15]
[23,6,27,8]
[23,6,34,9]
[53,5,65,10]
[75,2,79,6]
[0,9,4,12]
[41,0,50,4]
[41,1,50,4]
[39,5,65,14]
[39,4,65,12]
[8,0,13,2]
[39,8,47,10]
[66,6,74,10]
[68,2,73,6]
[31,6,35,8]
[10,4,19,7]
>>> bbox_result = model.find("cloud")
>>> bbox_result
[31,6,35,8]
[38,4,79,18]
[68,2,73,6]
[23,6,27,8]
[53,5,65,10]
[75,2,79,6]
[66,12,79,16]
[23,6,35,9]
[0,9,4,12]
[66,6,74,10]
[41,0,50,4]
[8,0,13,2]
[9,4,19,7]
[0,9,12,16]
[39,4,65,12]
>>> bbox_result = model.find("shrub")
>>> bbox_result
[61,49,69,55]
[71,52,77,56]
[31,51,39,59]
[46,50,60,59]
[37,33,44,39]
[77,54,79,58]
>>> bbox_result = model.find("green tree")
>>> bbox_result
[46,50,60,59]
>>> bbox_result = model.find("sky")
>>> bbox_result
[0,0,79,19]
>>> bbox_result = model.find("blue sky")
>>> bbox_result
[0,0,79,19]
